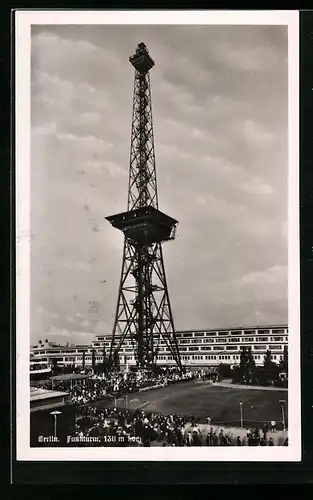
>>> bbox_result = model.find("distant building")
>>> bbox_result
[30,387,69,412]
[30,340,96,368]
[30,325,288,370]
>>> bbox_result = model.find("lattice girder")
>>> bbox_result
[106,43,182,372]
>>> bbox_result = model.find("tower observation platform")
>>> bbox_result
[106,206,178,245]
[129,42,155,73]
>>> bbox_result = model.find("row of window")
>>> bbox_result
[96,336,287,349]
[156,354,283,361]
[36,353,284,364]
[118,344,284,354]
[97,336,287,344]
[36,356,105,362]
[31,348,95,355]
[182,329,286,337]
[96,329,287,342]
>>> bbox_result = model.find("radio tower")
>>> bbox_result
[106,43,182,372]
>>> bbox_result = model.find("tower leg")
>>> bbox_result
[108,240,182,372]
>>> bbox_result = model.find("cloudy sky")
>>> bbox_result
[30,24,288,345]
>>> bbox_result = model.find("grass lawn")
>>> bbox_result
[96,381,288,429]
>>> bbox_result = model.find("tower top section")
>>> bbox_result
[129,42,155,74]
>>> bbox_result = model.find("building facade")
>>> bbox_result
[30,325,288,370]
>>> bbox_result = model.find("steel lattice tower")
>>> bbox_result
[106,43,182,372]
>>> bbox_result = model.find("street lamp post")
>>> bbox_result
[50,410,62,438]
[239,401,243,428]
[279,399,286,431]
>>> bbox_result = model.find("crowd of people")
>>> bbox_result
[71,406,287,447]
[33,367,287,447]
[36,367,218,406]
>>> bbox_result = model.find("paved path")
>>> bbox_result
[215,381,288,392]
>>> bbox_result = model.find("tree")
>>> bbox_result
[91,348,96,371]
[113,350,120,371]
[231,365,241,384]
[245,347,256,384]
[51,358,58,375]
[264,349,272,367]
[263,350,279,386]
[101,346,108,373]
[237,346,255,385]
[240,346,248,368]
[218,363,232,379]
[82,350,86,370]
[276,345,288,387]
[252,365,266,386]
[280,345,288,373]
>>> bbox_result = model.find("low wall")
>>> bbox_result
[138,383,167,392]
[137,378,193,393]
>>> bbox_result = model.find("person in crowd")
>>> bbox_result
[192,423,200,435]
[205,425,213,446]
[271,420,276,433]
[218,429,224,443]
[260,437,267,446]
[247,431,253,446]
[192,430,202,446]
[186,431,193,446]
[211,431,218,447]
[262,423,269,441]
[205,432,212,446]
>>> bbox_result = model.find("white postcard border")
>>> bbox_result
[15,9,300,461]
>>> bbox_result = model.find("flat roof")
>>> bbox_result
[49,373,91,381]
[30,387,69,402]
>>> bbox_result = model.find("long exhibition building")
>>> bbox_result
[30,325,288,373]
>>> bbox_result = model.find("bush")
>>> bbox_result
[231,366,242,384]
[218,363,232,379]
[232,349,286,388]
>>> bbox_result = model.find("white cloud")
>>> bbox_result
[242,119,275,146]
[56,132,114,158]
[241,177,276,196]
[32,31,124,76]
[191,127,206,140]
[203,156,243,177]
[47,325,71,337]
[78,111,102,125]
[100,161,127,178]
[240,265,287,286]
[32,121,56,136]
[212,40,285,73]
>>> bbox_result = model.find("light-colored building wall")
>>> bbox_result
[30,326,288,369]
